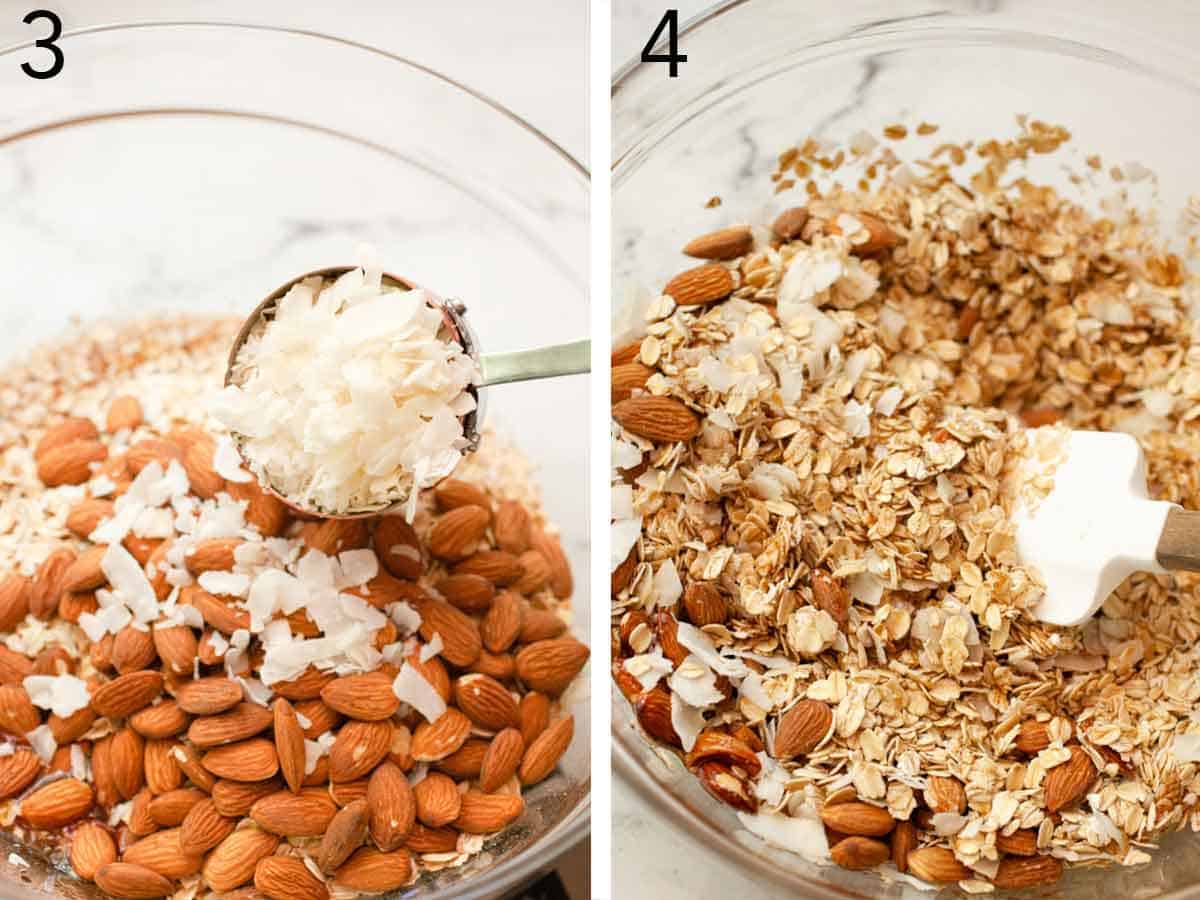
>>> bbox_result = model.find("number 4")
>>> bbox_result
[641,9,687,78]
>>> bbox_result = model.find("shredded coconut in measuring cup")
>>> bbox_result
[214,266,479,518]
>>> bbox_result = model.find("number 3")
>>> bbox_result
[22,9,64,80]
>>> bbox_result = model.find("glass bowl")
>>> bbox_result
[612,1,1200,897]
[0,20,589,900]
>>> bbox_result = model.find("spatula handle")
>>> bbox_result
[1155,507,1200,571]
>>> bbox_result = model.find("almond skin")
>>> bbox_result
[1016,719,1053,754]
[144,737,184,796]
[317,798,369,874]
[225,478,289,537]
[514,637,589,696]
[91,670,164,718]
[455,791,525,834]
[111,625,156,673]
[519,715,573,787]
[407,823,461,854]
[925,775,967,814]
[0,749,40,799]
[494,500,532,554]
[436,573,495,613]
[255,856,330,900]
[481,591,522,653]
[892,820,917,873]
[512,551,552,595]
[454,673,518,731]
[819,801,895,837]
[634,686,680,747]
[479,728,524,794]
[320,672,399,722]
[683,225,754,260]
[202,825,280,892]
[147,788,206,827]
[772,206,810,240]
[182,438,225,499]
[106,395,143,432]
[773,700,832,758]
[612,396,701,444]
[411,708,472,762]
[1044,745,1098,813]
[663,262,735,305]
[70,821,118,881]
[372,516,423,579]
[531,525,573,599]
[994,855,1064,889]
[334,847,413,893]
[519,692,551,747]
[415,598,481,668]
[184,538,241,575]
[995,828,1039,856]
[413,771,462,828]
[428,505,490,561]
[0,575,31,632]
[830,835,891,870]
[35,417,99,459]
[906,846,971,883]
[812,571,850,632]
[201,738,279,781]
[30,547,76,620]
[611,362,654,403]
[22,777,94,829]
[436,739,488,780]
[250,789,338,837]
[366,762,415,851]
[151,625,197,677]
[187,703,274,748]
[94,862,173,899]
[329,720,393,782]
[176,677,244,715]
[62,545,108,592]
[682,582,726,626]
[0,683,39,734]
[272,698,307,794]
[179,799,236,855]
[123,828,203,878]
[128,701,189,740]
[37,440,108,486]
[454,550,523,586]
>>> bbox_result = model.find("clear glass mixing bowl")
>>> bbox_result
[0,20,589,900]
[613,1,1200,896]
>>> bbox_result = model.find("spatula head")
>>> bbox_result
[1014,430,1171,626]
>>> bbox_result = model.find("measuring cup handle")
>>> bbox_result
[479,339,590,386]
[1156,506,1200,571]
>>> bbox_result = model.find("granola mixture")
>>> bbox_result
[0,316,586,899]
[611,122,1200,893]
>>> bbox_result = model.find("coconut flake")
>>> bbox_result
[213,435,253,483]
[393,662,447,723]
[736,809,829,862]
[1172,732,1200,763]
[651,559,683,608]
[25,725,56,763]
[669,690,705,752]
[23,674,90,717]
[419,635,443,663]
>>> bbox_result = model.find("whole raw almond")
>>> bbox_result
[225,479,289,537]
[70,820,117,881]
[494,500,531,554]
[179,798,236,854]
[683,582,726,627]
[201,738,279,781]
[819,802,895,837]
[272,698,306,794]
[126,439,180,476]
[413,770,461,827]
[1016,719,1053,754]
[111,727,146,799]
[435,739,488,780]
[22,776,94,828]
[1043,745,1097,813]
[188,702,273,748]
[519,692,551,747]
[612,396,700,444]
[512,550,552,595]
[36,417,99,459]
[428,505,490,561]
[0,683,39,734]
[481,591,522,653]
[372,516,423,579]
[416,598,481,668]
[30,547,76,620]
[329,720,393,783]
[454,673,518,731]
[106,395,143,432]
[892,820,917,872]
[177,677,244,715]
[0,645,32,684]
[250,789,338,837]
[273,666,336,702]
[172,744,216,793]
[830,835,890,870]
[318,798,369,874]
[772,206,810,240]
[663,262,735,306]
[62,545,108,593]
[110,625,156,674]
[255,856,330,900]
[469,649,517,682]
[995,828,1039,856]
[320,672,399,722]
[433,478,491,513]
[92,670,164,719]
[0,575,31,632]
[94,862,173,899]
[329,779,369,806]
[366,762,414,851]
[455,791,524,834]
[519,607,567,644]
[334,847,413,893]
[407,822,461,853]
[150,626,197,677]
[529,526,572,598]
[129,701,189,740]
[454,550,523,586]
[479,728,524,793]
[635,686,680,747]
[436,573,495,613]
[925,775,967,815]
[66,498,115,539]
[299,519,369,556]
[773,700,832,758]
[906,846,971,883]
[994,854,1063,888]
[38,440,108,487]
[123,828,203,878]
[411,708,472,762]
[147,788,206,826]
[812,571,850,632]
[519,715,573,786]
[294,698,340,740]
[833,211,899,256]
[181,438,225,500]
[515,638,589,696]
[184,538,241,575]
[683,225,753,260]
[202,825,280,892]
[0,749,40,799]
[684,730,762,775]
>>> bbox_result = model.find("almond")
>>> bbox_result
[317,798,368,874]
[318,672,399,722]
[269,698,306,794]
[433,478,491,513]
[329,778,369,806]
[202,738,279,781]
[334,847,412,893]
[819,801,895,837]
[925,775,967,814]
[892,820,917,873]
[179,798,236,854]
[70,820,117,881]
[994,854,1063,888]
[479,728,524,794]
[329,720,393,783]
[372,516,423,579]
[95,862,173,899]
[171,743,216,792]
[182,438,225,499]
[365,762,414,851]
[183,588,252,635]
[0,574,30,632]
[654,611,687,668]
[250,788,338,837]
[611,341,641,366]
[177,677,243,715]
[104,394,143,432]
[773,699,832,758]
[519,608,567,645]
[634,686,680,747]
[92,670,164,719]
[663,262,735,305]
[0,683,39,734]
[515,637,589,696]
[111,727,146,799]
[255,856,330,900]
[411,708,471,762]
[1015,719,1053,754]
[830,835,890,870]
[529,526,572,598]
[519,714,573,786]
[682,582,726,627]
[0,645,31,684]
[436,573,495,613]
[22,776,94,828]
[428,504,490,561]
[481,591,522,653]
[407,823,461,854]
[454,550,523,586]
[612,547,637,596]
[683,225,753,260]
[37,439,107,486]
[906,846,971,884]
[300,518,369,555]
[772,206,810,240]
[27,548,72,621]
[0,749,40,799]
[187,702,273,748]
[455,791,524,834]
[123,827,203,877]
[811,571,850,632]
[412,770,461,828]
[225,478,289,537]
[511,550,552,595]
[684,729,761,775]
[995,828,1039,856]
[126,439,181,476]
[147,787,205,826]
[35,417,99,459]
[202,825,280,892]
[415,597,481,668]
[124,536,162,566]
[149,626,196,677]
[494,500,532,554]
[184,538,241,575]
[435,739,488,780]
[58,589,98,624]
[62,545,108,592]
[518,692,551,747]
[65,498,113,539]
[612,396,700,444]
[454,673,518,731]
[834,211,899,256]
[128,701,188,740]
[273,666,336,702]
[1043,744,1097,813]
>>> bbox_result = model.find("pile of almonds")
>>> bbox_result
[0,373,587,898]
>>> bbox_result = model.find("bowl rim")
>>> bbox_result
[0,19,589,900]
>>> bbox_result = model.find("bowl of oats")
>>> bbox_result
[613,1,1200,896]
[0,19,589,900]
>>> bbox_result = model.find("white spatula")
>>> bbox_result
[1014,429,1200,626]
